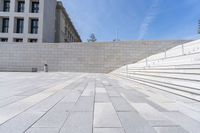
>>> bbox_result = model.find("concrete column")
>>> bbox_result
[25,0,30,13]
[8,0,15,42]
[9,0,15,13]
[39,0,44,43]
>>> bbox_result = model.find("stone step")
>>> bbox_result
[119,71,200,91]
[127,68,200,75]
[128,71,200,82]
[118,72,200,95]
[112,73,200,102]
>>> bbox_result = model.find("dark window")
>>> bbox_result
[3,0,10,12]
[2,18,9,33]
[1,38,8,42]
[30,19,38,34]
[16,19,24,33]
[31,2,39,13]
[14,38,23,42]
[29,39,37,43]
[17,1,25,12]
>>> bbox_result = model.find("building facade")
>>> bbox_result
[55,1,81,43]
[0,0,81,43]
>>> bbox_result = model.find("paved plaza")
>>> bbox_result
[0,72,199,133]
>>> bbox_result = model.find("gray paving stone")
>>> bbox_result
[146,100,168,112]
[0,73,200,133]
[118,112,157,133]
[93,128,125,133]
[59,112,93,133]
[25,127,59,133]
[72,97,94,112]
[131,103,168,121]
[60,92,81,103]
[0,96,26,108]
[27,91,66,112]
[0,93,52,125]
[81,82,95,96]
[0,112,44,133]
[95,93,110,103]
[120,91,149,103]
[164,112,200,133]
[50,102,75,112]
[96,87,107,93]
[148,120,178,127]
[110,97,135,112]
[32,110,68,128]
[81,89,95,96]
[94,103,122,128]
[154,126,189,133]
[106,88,121,96]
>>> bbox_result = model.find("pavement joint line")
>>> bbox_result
[58,76,91,133]
[23,93,68,133]
[0,75,84,126]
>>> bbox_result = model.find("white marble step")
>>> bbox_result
[130,71,200,81]
[123,72,200,91]
[128,63,200,70]
[127,68,200,74]
[120,72,200,95]
[112,73,200,101]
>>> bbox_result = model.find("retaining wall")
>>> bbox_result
[0,41,190,73]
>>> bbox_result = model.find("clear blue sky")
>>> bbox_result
[61,0,200,42]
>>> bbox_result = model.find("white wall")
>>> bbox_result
[0,40,189,73]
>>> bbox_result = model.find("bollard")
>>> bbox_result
[44,64,48,72]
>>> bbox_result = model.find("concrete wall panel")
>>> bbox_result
[0,41,190,73]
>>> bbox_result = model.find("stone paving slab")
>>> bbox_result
[59,112,93,133]
[93,128,125,133]
[93,103,122,128]
[0,72,199,133]
[26,128,59,133]
[72,96,94,112]
[118,112,157,133]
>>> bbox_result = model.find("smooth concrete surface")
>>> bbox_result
[0,40,190,73]
[0,72,199,133]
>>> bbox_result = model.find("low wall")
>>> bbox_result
[0,40,190,73]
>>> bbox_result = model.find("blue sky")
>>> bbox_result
[61,0,200,42]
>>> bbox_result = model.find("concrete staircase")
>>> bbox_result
[111,40,200,101]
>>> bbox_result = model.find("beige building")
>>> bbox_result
[0,0,81,43]
[55,1,81,43]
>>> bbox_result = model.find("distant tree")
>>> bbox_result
[88,33,97,42]
[113,39,120,42]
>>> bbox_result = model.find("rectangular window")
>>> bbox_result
[0,38,8,42]
[28,39,37,43]
[17,1,25,12]
[31,2,39,13]
[16,19,24,33]
[14,38,23,42]
[2,18,9,33]
[30,19,38,34]
[3,0,10,12]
